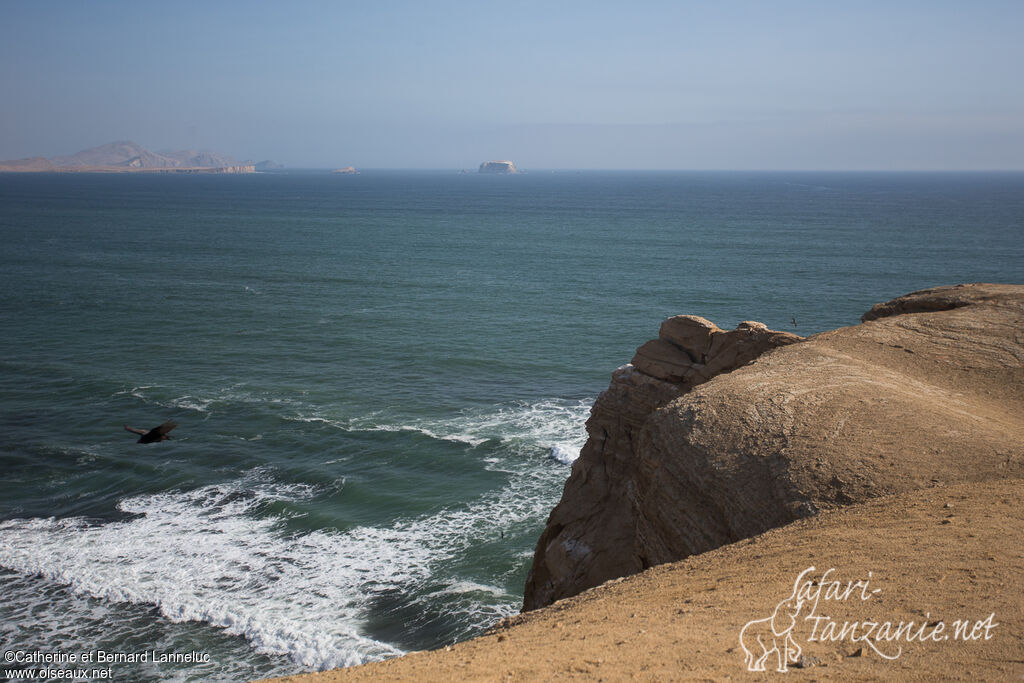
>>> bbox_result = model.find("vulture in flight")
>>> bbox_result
[124,421,178,444]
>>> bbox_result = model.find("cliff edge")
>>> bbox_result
[259,283,1024,682]
[524,283,1024,610]
[261,477,1023,681]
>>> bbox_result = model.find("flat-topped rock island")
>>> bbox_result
[478,160,518,174]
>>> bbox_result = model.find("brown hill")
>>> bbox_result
[49,140,180,168]
[0,141,245,172]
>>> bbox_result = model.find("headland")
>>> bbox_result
[259,283,1024,681]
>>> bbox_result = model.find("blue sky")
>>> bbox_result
[2,1,1023,169]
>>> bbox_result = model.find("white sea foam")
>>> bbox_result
[45,393,593,671]
[0,472,399,670]
[341,419,489,447]
[113,383,307,417]
[548,443,580,465]
[426,581,507,598]
[113,385,157,401]
[169,395,215,413]
[0,448,576,672]
[114,383,592,464]
[0,570,298,682]
[343,398,593,462]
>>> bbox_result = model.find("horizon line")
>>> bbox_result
[268,167,1024,173]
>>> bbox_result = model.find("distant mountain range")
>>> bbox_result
[0,141,275,173]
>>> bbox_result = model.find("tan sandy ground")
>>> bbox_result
[260,478,1023,682]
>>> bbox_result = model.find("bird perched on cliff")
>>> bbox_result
[124,421,177,443]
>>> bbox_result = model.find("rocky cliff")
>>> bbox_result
[523,283,1024,610]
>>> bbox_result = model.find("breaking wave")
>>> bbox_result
[0,391,591,674]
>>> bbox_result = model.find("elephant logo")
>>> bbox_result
[739,568,813,672]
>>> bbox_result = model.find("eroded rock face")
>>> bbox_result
[523,284,1024,611]
[523,317,803,610]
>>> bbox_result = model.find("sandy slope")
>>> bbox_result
[260,477,1023,681]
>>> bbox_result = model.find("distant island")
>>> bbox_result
[479,160,518,174]
[0,141,256,173]
[332,166,359,174]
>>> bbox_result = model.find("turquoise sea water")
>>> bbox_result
[1,170,1022,681]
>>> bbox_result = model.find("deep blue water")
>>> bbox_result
[1,170,1022,681]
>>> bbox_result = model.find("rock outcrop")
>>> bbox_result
[478,160,517,174]
[523,283,1024,610]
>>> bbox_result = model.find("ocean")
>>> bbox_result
[1,170,1022,681]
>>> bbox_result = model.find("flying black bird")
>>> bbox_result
[791,317,798,328]
[124,421,177,443]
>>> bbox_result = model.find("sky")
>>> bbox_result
[1,0,1023,170]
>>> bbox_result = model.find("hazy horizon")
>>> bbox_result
[2,1,1024,171]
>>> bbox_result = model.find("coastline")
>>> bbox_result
[0,164,255,173]
[259,283,1024,681]
[3,167,1021,681]
[259,478,1023,681]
